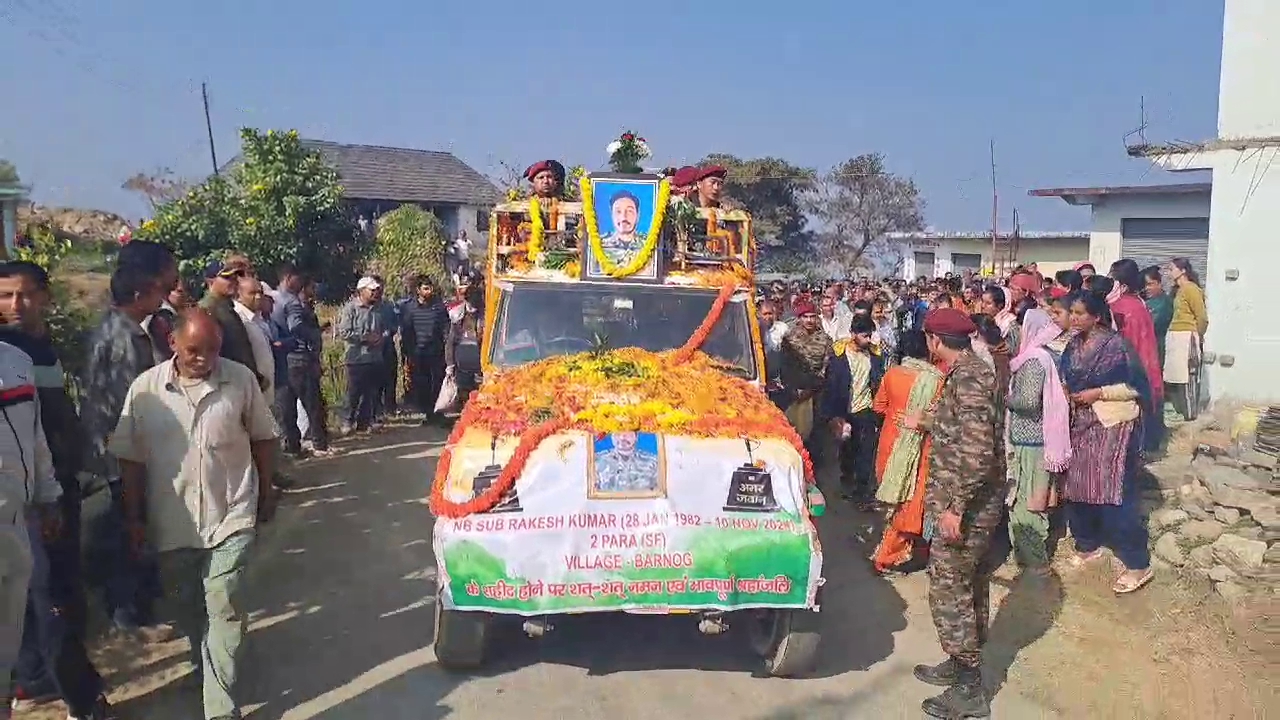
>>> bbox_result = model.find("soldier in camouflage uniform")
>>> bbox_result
[593,432,661,494]
[906,308,1003,719]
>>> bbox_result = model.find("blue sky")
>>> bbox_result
[1,0,1223,231]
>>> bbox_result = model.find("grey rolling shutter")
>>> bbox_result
[1120,218,1211,280]
[951,253,982,273]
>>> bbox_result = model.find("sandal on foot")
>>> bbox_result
[1113,569,1154,594]
[1066,550,1105,570]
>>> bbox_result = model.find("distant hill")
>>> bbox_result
[17,202,132,246]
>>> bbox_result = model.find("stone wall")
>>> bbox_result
[1145,423,1278,602]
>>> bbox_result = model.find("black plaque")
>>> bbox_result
[472,464,522,513]
[722,463,779,513]
[723,439,779,512]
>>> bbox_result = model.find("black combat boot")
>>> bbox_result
[921,663,991,719]
[913,656,959,687]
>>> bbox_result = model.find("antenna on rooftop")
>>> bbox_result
[1123,95,1149,150]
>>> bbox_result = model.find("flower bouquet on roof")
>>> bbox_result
[606,131,651,173]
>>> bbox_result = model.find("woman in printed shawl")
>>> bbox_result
[870,331,944,573]
[1059,290,1153,594]
[1005,309,1071,575]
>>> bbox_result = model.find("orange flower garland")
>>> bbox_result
[429,283,815,518]
[669,282,735,365]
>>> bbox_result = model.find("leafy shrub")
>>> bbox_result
[136,128,370,303]
[368,205,450,299]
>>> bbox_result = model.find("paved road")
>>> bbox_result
[109,425,1059,720]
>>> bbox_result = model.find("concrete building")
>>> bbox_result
[1037,0,1277,403]
[889,230,1089,280]
[1028,183,1212,278]
[0,184,29,257]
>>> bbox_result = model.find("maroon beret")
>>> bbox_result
[696,164,727,181]
[524,160,566,182]
[670,165,698,187]
[923,308,977,337]
[793,299,817,317]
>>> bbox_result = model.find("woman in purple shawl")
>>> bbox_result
[1058,290,1153,594]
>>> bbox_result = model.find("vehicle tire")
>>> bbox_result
[433,593,489,671]
[746,608,820,677]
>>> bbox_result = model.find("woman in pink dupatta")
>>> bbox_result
[1105,261,1164,449]
[1005,309,1071,575]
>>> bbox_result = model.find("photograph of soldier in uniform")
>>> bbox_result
[588,431,667,498]
[585,177,660,280]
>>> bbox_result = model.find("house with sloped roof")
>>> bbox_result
[299,139,501,247]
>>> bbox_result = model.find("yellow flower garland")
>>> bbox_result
[580,176,670,278]
[527,197,545,263]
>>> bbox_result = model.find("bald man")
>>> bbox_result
[108,309,278,720]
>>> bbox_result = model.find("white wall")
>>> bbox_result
[1219,0,1280,139]
[900,236,1088,279]
[1086,192,1212,271]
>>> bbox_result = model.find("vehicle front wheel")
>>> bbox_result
[746,608,820,677]
[433,593,490,671]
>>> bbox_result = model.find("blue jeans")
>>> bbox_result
[15,505,103,716]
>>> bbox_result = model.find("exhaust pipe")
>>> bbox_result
[522,617,554,638]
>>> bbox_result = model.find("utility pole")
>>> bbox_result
[203,82,219,175]
[990,138,999,274]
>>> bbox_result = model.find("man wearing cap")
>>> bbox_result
[777,299,831,442]
[525,160,566,200]
[669,166,698,199]
[336,277,387,433]
[692,165,731,208]
[198,260,262,389]
[904,307,1002,719]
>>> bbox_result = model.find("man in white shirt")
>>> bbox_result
[452,230,472,276]
[233,278,274,400]
[109,309,277,720]
[819,292,851,342]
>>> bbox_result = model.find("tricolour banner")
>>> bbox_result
[434,432,823,615]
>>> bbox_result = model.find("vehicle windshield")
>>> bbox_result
[490,281,758,380]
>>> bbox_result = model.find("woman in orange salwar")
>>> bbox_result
[871,330,945,573]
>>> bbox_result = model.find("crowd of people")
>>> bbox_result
[0,241,484,720]
[757,258,1209,718]
[0,224,1214,720]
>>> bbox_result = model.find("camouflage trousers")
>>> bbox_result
[926,505,1002,668]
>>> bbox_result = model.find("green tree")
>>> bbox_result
[697,154,815,263]
[804,153,925,276]
[367,205,450,299]
[136,128,367,301]
[0,159,19,185]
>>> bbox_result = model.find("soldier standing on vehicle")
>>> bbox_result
[525,160,566,199]
[903,307,1002,719]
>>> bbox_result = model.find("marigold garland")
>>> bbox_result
[429,282,815,519]
[581,176,670,278]
[669,282,735,365]
[526,198,545,263]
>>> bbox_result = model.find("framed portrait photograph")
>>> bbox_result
[584,173,663,281]
[587,431,668,500]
